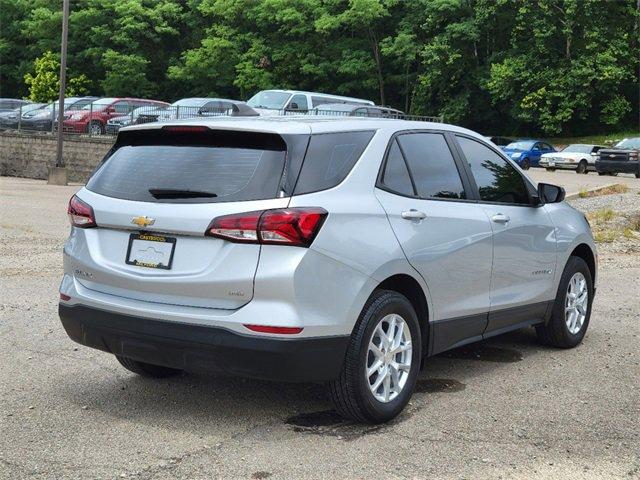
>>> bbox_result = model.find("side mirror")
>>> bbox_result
[537,182,565,205]
[287,102,299,111]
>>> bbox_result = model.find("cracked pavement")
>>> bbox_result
[1,176,639,479]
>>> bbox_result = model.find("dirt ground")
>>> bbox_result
[1,175,638,480]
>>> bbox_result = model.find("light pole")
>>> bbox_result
[49,0,69,185]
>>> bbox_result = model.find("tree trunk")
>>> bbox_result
[368,28,385,106]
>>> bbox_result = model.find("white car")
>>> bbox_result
[247,89,374,115]
[540,144,605,174]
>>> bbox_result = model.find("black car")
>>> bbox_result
[595,138,640,178]
[20,96,98,132]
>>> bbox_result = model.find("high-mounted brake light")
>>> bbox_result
[67,195,96,228]
[206,208,327,247]
[243,324,303,335]
[161,126,209,133]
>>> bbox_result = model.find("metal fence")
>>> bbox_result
[0,103,444,139]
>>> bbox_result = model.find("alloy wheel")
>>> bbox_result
[565,272,588,335]
[365,313,412,403]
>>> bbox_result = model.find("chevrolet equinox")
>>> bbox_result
[59,117,597,423]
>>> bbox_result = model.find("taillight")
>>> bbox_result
[67,195,96,228]
[206,208,327,247]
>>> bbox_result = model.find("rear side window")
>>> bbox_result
[380,139,414,196]
[87,131,287,204]
[456,136,530,204]
[397,133,466,199]
[294,131,374,195]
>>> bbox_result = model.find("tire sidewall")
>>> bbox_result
[355,293,421,422]
[551,257,594,347]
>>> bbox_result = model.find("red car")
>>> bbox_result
[61,97,167,135]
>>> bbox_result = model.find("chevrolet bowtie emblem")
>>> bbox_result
[131,216,155,227]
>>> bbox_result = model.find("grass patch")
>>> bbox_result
[587,208,616,223]
[578,184,629,198]
[627,214,640,232]
[594,230,618,243]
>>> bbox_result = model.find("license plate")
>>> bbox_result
[126,233,176,269]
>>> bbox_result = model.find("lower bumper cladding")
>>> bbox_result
[59,304,349,382]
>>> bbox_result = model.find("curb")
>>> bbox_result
[565,183,617,200]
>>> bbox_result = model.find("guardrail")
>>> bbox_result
[0,104,444,139]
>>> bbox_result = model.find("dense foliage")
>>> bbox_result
[1,0,638,135]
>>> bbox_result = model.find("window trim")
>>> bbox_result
[451,133,538,207]
[376,129,476,204]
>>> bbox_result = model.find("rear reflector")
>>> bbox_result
[207,208,327,247]
[68,195,96,228]
[243,324,303,335]
[59,293,71,301]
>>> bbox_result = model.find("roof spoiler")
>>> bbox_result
[228,101,260,117]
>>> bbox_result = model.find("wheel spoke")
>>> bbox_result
[370,368,386,392]
[393,320,405,349]
[382,372,391,402]
[367,359,383,377]
[369,341,383,359]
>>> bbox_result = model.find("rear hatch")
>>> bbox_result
[75,126,304,309]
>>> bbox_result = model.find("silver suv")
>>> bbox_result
[59,117,597,423]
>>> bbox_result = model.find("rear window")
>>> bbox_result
[293,131,374,194]
[86,130,287,204]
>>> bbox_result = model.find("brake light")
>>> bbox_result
[67,195,96,228]
[244,324,303,335]
[59,293,71,301]
[206,208,327,247]
[162,126,209,133]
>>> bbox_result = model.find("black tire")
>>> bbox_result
[635,170,639,179]
[116,355,182,378]
[87,120,104,135]
[598,171,607,176]
[536,256,593,348]
[521,158,530,170]
[329,289,422,424]
[546,167,556,172]
[576,160,588,174]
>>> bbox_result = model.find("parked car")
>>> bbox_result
[135,98,240,124]
[484,136,513,147]
[106,103,170,134]
[501,139,556,169]
[595,138,640,178]
[247,89,374,115]
[62,97,168,134]
[20,97,98,132]
[312,103,404,118]
[0,103,46,129]
[59,117,597,424]
[540,144,605,174]
[0,98,31,113]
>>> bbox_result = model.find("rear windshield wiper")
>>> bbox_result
[148,188,218,199]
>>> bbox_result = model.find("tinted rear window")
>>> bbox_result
[293,131,374,194]
[87,131,287,204]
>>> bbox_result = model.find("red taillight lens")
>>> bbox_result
[67,195,96,228]
[206,208,327,247]
[59,293,71,301]
[243,324,303,335]
[162,126,209,133]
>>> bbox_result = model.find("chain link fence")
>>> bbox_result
[0,102,444,139]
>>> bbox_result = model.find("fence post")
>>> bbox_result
[88,102,93,138]
[176,105,180,120]
[51,104,56,134]
[18,105,22,132]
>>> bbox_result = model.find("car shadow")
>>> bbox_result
[57,327,555,437]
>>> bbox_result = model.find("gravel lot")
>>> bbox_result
[1,176,639,480]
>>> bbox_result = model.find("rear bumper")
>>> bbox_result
[59,303,349,382]
[596,160,639,174]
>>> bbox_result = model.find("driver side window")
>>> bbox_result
[456,136,530,205]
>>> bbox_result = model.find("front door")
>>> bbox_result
[454,135,557,335]
[375,132,494,354]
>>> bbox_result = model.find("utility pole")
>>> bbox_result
[49,0,69,185]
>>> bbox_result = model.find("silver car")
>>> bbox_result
[59,117,597,423]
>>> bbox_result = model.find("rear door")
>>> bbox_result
[75,127,301,309]
[453,135,557,334]
[375,131,493,353]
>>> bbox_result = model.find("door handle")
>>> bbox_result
[491,213,511,224]
[401,209,427,220]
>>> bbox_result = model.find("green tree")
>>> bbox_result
[24,51,60,102]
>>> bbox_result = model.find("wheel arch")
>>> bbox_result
[375,274,430,357]
[570,243,596,286]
